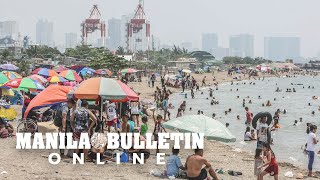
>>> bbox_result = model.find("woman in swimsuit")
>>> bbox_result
[258,142,278,180]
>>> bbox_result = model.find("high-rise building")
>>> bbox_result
[120,15,130,49]
[264,37,300,61]
[202,33,218,52]
[65,33,78,48]
[212,47,230,60]
[0,21,18,38]
[229,34,254,57]
[36,19,54,46]
[108,18,121,51]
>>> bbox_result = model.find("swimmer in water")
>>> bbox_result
[293,120,298,126]
[258,96,261,99]
[274,98,276,101]
[236,89,239,91]
[226,123,229,128]
[237,115,240,120]
[211,100,214,105]
[197,110,200,115]
[249,100,252,104]
[212,113,216,118]
[201,111,204,115]
[237,96,240,99]
[228,108,232,112]
[300,117,303,122]
[283,109,287,114]
[312,111,315,115]
[308,103,311,106]
[225,111,228,115]
[189,107,192,111]
[262,103,265,107]
[266,100,272,106]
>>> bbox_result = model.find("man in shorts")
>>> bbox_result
[185,148,219,180]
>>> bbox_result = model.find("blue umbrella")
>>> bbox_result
[79,67,95,76]
[0,64,19,71]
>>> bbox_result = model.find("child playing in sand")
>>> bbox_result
[254,149,263,179]
[258,142,279,180]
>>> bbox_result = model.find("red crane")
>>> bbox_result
[81,5,106,46]
[126,0,150,52]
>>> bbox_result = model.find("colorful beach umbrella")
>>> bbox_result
[47,76,68,83]
[0,73,10,85]
[59,70,82,82]
[0,86,14,97]
[120,68,137,74]
[24,85,73,118]
[0,63,19,71]
[3,78,45,91]
[52,65,68,73]
[32,68,58,77]
[1,71,22,79]
[28,74,48,84]
[95,69,112,76]
[79,67,95,76]
[68,77,139,101]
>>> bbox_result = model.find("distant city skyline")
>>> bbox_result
[1,0,320,58]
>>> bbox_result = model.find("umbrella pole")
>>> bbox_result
[100,97,103,133]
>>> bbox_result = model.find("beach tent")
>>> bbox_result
[24,85,72,118]
[163,115,236,143]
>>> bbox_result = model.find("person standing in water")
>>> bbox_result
[245,107,253,127]
[306,125,318,177]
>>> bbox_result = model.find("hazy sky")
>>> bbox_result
[1,0,320,57]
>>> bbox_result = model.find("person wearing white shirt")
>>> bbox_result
[105,102,117,132]
[306,125,318,177]
[244,127,253,141]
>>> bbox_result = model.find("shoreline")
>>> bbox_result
[1,71,317,179]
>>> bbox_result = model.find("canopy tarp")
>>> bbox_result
[24,85,72,118]
[163,115,236,143]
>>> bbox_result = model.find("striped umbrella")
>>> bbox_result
[47,76,68,83]
[28,74,48,84]
[95,69,112,76]
[1,71,22,80]
[3,78,45,91]
[0,73,10,85]
[52,65,68,73]
[59,70,82,82]
[32,68,58,77]
[120,68,137,74]
[68,77,139,102]
[0,64,19,71]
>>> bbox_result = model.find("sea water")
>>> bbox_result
[169,76,320,170]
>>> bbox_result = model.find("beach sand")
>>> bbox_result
[0,71,315,179]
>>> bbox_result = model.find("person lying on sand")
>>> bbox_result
[185,148,219,180]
